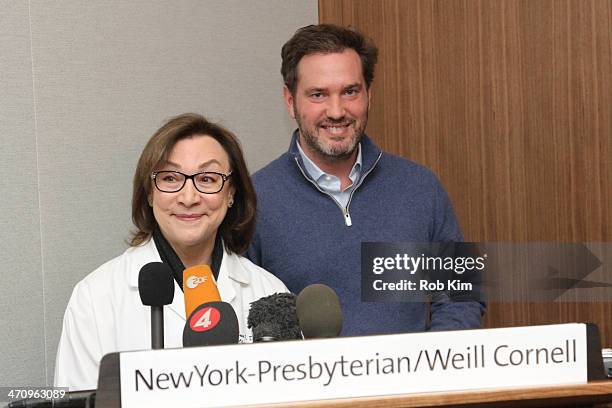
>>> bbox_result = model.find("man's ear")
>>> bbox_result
[283,85,296,119]
[367,85,372,110]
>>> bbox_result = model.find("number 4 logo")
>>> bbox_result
[194,308,212,328]
[189,306,221,332]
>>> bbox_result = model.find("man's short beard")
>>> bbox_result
[295,107,366,163]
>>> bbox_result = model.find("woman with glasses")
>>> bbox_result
[55,113,288,390]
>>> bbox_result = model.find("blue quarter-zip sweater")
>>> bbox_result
[248,132,485,335]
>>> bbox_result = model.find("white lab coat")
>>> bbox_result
[54,239,287,391]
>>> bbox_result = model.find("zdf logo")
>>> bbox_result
[186,275,208,289]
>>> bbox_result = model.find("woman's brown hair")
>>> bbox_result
[130,113,256,254]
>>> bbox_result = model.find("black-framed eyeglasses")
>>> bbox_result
[151,170,232,194]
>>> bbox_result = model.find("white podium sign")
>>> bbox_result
[119,323,589,407]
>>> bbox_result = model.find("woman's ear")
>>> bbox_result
[228,186,236,208]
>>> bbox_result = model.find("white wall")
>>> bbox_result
[0,0,317,386]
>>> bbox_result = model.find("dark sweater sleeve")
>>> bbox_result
[430,178,463,242]
[430,294,486,330]
[429,179,486,330]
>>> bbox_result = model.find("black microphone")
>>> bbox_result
[182,301,240,347]
[138,262,174,349]
[247,293,301,342]
[296,284,343,338]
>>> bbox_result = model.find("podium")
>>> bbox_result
[6,381,612,407]
[7,324,611,407]
[95,350,612,407]
[94,352,612,407]
[90,323,612,408]
[278,382,612,407]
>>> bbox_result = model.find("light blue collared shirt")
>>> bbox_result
[296,141,362,209]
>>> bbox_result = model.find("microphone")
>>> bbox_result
[183,301,239,346]
[138,262,174,349]
[183,265,220,318]
[182,265,237,347]
[247,293,301,342]
[296,284,343,338]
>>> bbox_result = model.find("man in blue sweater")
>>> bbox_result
[247,24,485,336]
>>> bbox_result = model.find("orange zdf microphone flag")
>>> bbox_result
[183,265,221,318]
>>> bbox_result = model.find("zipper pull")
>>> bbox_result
[344,209,352,227]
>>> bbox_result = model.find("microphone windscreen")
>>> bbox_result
[183,265,221,317]
[247,293,301,341]
[182,301,239,347]
[138,262,174,306]
[252,322,282,342]
[296,284,343,338]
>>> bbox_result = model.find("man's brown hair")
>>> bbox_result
[281,24,378,95]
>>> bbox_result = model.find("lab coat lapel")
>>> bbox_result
[217,248,237,304]
[216,247,251,303]
[167,280,186,320]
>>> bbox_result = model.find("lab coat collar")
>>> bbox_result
[128,239,251,320]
